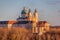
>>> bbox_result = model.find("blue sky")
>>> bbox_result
[0,0,60,26]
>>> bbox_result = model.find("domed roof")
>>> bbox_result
[21,7,28,14]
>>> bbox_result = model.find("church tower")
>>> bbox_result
[32,9,38,33]
[28,9,32,21]
[34,9,38,23]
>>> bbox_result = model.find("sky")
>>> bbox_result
[0,0,60,26]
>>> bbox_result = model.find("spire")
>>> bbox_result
[34,8,38,23]
[34,8,37,13]
[28,9,31,13]
[28,9,32,16]
[28,9,32,21]
[34,8,38,17]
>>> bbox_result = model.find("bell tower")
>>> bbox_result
[28,9,32,21]
[32,9,38,33]
[34,9,38,23]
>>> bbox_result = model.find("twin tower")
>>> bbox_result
[21,7,38,23]
[21,7,38,33]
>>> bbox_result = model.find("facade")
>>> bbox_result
[37,21,50,35]
[15,7,50,34]
[0,7,50,35]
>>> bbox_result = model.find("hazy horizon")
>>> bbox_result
[0,0,60,26]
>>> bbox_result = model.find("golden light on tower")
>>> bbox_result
[28,9,32,21]
[34,9,38,23]
[32,9,39,34]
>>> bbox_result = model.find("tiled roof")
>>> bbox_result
[37,21,47,27]
[8,20,17,24]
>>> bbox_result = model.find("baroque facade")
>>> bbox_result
[0,7,50,35]
[16,7,50,35]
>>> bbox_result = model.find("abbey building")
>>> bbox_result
[0,7,50,34]
[16,7,50,34]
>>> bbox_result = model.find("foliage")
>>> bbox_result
[0,27,34,40]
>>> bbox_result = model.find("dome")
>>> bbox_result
[21,7,28,14]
